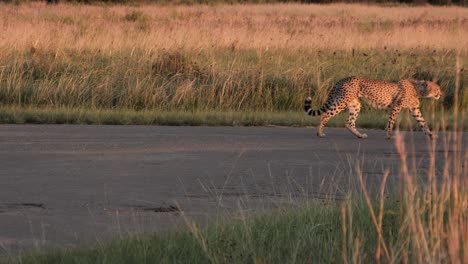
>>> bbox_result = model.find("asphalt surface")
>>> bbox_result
[0,125,465,254]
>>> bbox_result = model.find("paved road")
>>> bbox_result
[0,125,465,254]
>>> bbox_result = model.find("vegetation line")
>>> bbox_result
[0,107,464,130]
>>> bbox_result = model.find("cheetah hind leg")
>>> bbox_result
[346,102,368,139]
[317,102,346,137]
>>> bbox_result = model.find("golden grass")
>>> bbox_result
[0,2,465,120]
[1,3,467,52]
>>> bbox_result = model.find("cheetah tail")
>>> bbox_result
[304,97,323,116]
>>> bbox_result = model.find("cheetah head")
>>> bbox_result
[412,80,442,100]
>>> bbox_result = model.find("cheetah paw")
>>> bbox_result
[317,133,326,138]
[359,134,368,139]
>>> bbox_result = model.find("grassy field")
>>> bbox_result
[0,3,466,127]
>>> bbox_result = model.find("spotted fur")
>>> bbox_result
[304,77,442,139]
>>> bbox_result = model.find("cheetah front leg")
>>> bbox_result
[410,107,435,139]
[386,106,402,139]
[346,101,367,139]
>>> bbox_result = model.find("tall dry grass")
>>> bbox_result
[1,3,467,51]
[0,3,466,114]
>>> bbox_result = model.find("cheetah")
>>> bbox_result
[304,77,442,139]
